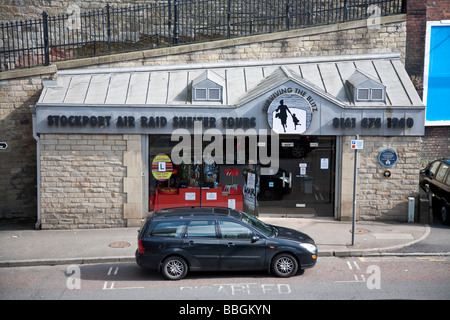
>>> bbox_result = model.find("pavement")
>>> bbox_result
[0,217,449,268]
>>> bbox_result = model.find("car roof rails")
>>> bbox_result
[154,206,239,217]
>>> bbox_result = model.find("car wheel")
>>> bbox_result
[441,205,450,225]
[161,256,188,280]
[271,253,299,278]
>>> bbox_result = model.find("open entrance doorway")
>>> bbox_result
[258,136,335,217]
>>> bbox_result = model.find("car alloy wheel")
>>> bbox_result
[272,253,298,277]
[162,256,188,280]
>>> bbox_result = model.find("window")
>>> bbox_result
[194,88,221,101]
[187,220,217,238]
[446,169,450,186]
[150,221,186,237]
[371,88,384,100]
[195,88,207,100]
[428,161,442,178]
[219,220,253,240]
[357,88,370,101]
[436,164,449,182]
[208,88,221,101]
[356,88,384,102]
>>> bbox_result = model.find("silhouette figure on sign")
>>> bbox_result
[275,100,293,133]
[292,113,300,130]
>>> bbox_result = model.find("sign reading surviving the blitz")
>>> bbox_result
[267,91,315,134]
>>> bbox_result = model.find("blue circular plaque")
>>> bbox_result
[378,149,398,168]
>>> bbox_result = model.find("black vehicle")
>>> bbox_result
[136,207,317,280]
[420,159,450,225]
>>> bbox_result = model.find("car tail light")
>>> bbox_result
[138,239,144,254]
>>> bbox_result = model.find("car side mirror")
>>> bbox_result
[251,235,260,243]
[421,169,433,178]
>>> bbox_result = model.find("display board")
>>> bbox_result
[424,22,450,126]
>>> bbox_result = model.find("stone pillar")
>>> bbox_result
[123,135,144,227]
[339,136,359,221]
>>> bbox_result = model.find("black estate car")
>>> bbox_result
[136,207,317,280]
[420,159,450,225]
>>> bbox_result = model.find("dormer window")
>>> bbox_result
[356,88,384,101]
[191,70,224,103]
[346,69,386,103]
[194,87,221,101]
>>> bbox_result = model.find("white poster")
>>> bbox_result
[243,172,258,208]
[321,158,329,170]
[206,192,217,200]
[185,192,196,200]
[247,172,256,189]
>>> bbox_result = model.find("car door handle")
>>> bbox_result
[226,242,235,247]
[188,240,195,245]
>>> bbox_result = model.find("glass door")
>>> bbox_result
[258,136,335,217]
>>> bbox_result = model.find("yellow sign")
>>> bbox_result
[151,154,173,181]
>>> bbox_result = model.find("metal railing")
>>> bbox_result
[0,0,406,72]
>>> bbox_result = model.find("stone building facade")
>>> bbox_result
[33,50,424,228]
[351,136,422,221]
[2,12,426,228]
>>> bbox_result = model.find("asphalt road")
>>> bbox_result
[1,256,449,301]
[393,220,450,254]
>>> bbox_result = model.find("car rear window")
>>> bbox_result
[149,221,187,237]
[429,161,441,178]
[436,164,449,182]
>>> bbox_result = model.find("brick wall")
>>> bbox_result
[405,0,450,96]
[420,127,450,166]
[405,0,450,166]
[405,0,426,97]
[426,0,450,21]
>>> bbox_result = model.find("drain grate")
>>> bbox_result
[109,241,131,248]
